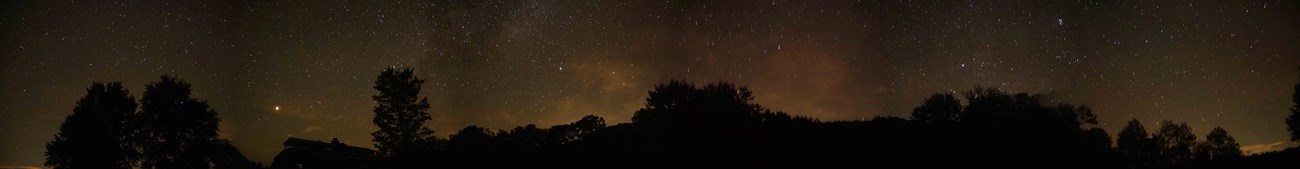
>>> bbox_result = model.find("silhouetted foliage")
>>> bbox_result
[911,92,961,125]
[1154,120,1197,166]
[61,72,1300,168]
[446,126,494,160]
[343,70,1300,168]
[1112,119,1250,168]
[1118,119,1160,168]
[1084,127,1115,151]
[624,80,815,166]
[370,67,437,161]
[931,86,1115,168]
[1259,69,1300,168]
[1287,68,1300,141]
[133,76,249,169]
[45,82,138,169]
[549,115,605,144]
[1195,127,1241,161]
[373,81,1131,168]
[46,77,258,169]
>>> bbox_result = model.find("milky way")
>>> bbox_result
[3,0,1297,166]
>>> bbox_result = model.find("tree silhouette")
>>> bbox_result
[1117,119,1159,167]
[370,67,436,158]
[942,86,1113,168]
[133,76,241,169]
[1153,120,1197,166]
[1287,68,1300,141]
[1118,119,1153,151]
[446,125,495,160]
[499,124,551,153]
[910,92,961,125]
[956,87,1014,124]
[632,80,766,126]
[628,80,773,163]
[45,82,138,169]
[1197,127,1241,161]
[550,115,606,144]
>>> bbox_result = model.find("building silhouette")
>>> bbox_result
[270,137,385,169]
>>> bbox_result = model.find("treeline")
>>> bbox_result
[370,67,1300,168]
[379,82,1115,168]
[45,68,1300,169]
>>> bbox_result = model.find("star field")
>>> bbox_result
[2,0,1298,166]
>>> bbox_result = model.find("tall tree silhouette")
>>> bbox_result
[1287,68,1300,141]
[370,67,436,158]
[1153,120,1197,165]
[133,76,231,169]
[45,82,138,169]
[910,92,961,125]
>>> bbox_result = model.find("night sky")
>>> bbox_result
[3,0,1298,167]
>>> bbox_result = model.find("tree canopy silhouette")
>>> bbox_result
[1154,120,1197,166]
[1117,119,1160,167]
[910,92,961,125]
[445,125,494,159]
[370,67,437,162]
[627,80,783,163]
[914,86,1114,168]
[133,76,250,169]
[45,82,138,169]
[632,80,767,126]
[549,115,605,144]
[1196,127,1241,161]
